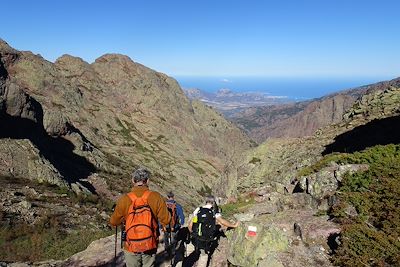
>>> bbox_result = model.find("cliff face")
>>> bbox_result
[229,77,400,143]
[0,39,252,221]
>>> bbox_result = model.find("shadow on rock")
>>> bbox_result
[323,115,400,155]
[0,111,96,187]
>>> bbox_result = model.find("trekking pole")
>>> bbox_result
[169,222,173,266]
[121,222,126,249]
[114,226,117,267]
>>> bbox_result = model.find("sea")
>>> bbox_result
[174,76,392,100]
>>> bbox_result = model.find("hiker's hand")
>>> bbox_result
[233,221,240,228]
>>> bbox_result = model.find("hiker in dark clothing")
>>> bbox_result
[188,195,239,267]
[162,191,185,262]
[165,191,185,232]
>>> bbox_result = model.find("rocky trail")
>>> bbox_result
[1,152,396,266]
[2,185,341,267]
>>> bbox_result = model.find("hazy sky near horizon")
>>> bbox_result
[2,0,399,78]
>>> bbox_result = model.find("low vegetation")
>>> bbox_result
[0,217,112,262]
[307,145,400,266]
[0,175,115,262]
[220,197,255,219]
[297,153,343,177]
[249,157,261,164]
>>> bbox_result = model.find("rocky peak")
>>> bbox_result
[55,54,89,70]
[0,39,17,54]
[94,53,133,64]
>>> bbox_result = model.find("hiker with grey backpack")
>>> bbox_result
[162,191,185,262]
[188,195,239,267]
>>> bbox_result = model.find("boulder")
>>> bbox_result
[297,163,369,202]
[63,234,124,267]
[2,82,41,122]
[226,223,289,266]
[334,164,369,182]
[43,109,71,136]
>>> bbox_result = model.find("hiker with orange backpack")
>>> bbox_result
[163,191,185,257]
[110,167,171,267]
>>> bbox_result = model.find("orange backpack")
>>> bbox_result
[125,191,158,253]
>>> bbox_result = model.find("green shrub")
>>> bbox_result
[297,153,343,176]
[220,197,255,218]
[332,224,400,266]
[249,157,261,164]
[327,144,400,266]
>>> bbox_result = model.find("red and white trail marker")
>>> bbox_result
[247,225,257,237]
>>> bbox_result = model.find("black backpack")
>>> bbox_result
[192,207,216,243]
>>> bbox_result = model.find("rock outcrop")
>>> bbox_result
[226,205,340,267]
[295,163,369,202]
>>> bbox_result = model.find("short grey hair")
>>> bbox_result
[132,167,151,183]
[204,195,215,205]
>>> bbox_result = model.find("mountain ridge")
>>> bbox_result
[228,77,400,142]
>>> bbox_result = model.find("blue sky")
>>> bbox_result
[1,0,399,78]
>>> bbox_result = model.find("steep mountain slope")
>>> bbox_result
[235,84,400,194]
[229,77,400,143]
[0,40,251,198]
[218,83,400,267]
[0,40,252,261]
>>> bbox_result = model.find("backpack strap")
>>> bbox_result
[126,191,152,212]
[127,192,138,202]
[127,190,151,203]
[141,190,152,203]
[197,206,215,216]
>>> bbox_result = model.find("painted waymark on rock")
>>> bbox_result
[247,225,257,237]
